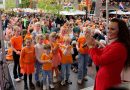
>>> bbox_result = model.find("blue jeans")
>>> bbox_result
[61,64,71,80]
[42,70,53,85]
[35,60,42,81]
[88,55,93,65]
[78,53,89,80]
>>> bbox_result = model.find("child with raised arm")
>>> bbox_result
[60,36,73,85]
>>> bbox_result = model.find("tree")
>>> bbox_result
[38,0,63,15]
[19,0,30,8]
[5,0,16,9]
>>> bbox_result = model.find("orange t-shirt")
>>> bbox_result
[51,42,59,54]
[41,53,53,70]
[61,45,73,64]
[11,36,23,50]
[6,47,13,60]
[20,46,35,65]
[77,36,88,54]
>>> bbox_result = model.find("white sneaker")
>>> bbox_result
[49,84,54,89]
[53,77,58,83]
[72,68,75,72]
[19,76,24,80]
[84,75,88,81]
[61,80,65,86]
[43,85,47,90]
[77,79,82,84]
[14,78,21,82]
[66,79,72,84]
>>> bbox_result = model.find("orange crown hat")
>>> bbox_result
[24,34,32,41]
[26,36,32,40]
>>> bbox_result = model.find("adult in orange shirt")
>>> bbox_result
[20,38,35,90]
[39,44,54,90]
[76,27,90,84]
[60,36,73,86]
[10,26,23,82]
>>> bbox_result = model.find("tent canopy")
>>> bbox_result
[110,10,130,15]
[59,10,86,15]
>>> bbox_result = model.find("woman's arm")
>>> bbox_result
[88,44,127,66]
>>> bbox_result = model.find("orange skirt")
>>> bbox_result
[21,64,35,74]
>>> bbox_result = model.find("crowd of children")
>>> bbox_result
[2,13,130,90]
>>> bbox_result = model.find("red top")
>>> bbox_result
[88,41,127,90]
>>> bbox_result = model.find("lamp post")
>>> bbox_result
[19,0,22,4]
[106,0,109,29]
[0,10,5,90]
[3,0,5,9]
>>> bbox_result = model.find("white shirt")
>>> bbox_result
[35,43,44,61]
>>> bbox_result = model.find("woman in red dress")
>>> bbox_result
[86,18,130,90]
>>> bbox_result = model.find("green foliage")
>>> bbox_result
[6,0,16,9]
[19,0,30,8]
[38,0,63,15]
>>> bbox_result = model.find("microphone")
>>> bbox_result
[82,42,88,48]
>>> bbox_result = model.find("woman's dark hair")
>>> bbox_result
[111,18,130,69]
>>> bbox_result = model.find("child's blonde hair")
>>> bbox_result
[64,36,71,43]
[49,32,57,38]
[36,34,44,43]
[35,22,41,27]
[13,26,20,32]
